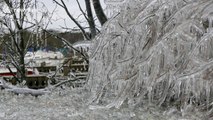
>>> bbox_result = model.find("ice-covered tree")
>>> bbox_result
[87,0,213,115]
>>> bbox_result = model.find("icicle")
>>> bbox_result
[206,81,210,111]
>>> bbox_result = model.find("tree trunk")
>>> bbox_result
[19,0,26,82]
[19,31,26,82]
[92,0,107,26]
[85,0,96,38]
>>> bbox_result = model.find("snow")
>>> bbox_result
[25,50,64,60]
[24,50,64,67]
[72,40,92,53]
[0,88,204,120]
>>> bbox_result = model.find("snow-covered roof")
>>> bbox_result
[25,50,64,60]
[72,40,92,53]
[72,40,92,48]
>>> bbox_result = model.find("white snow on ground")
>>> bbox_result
[0,88,204,120]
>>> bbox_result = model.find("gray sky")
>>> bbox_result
[39,0,106,31]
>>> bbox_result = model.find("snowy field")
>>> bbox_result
[0,88,204,120]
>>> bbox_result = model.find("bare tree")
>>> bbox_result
[0,0,48,82]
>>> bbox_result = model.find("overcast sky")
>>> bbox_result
[38,0,106,31]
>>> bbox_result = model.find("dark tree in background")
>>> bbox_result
[85,0,96,38]
[92,0,107,26]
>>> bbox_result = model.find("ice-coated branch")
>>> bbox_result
[0,76,85,96]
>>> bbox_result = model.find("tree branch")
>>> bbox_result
[43,29,89,63]
[76,0,88,21]
[53,0,90,40]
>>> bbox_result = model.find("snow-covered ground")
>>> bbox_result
[0,88,204,120]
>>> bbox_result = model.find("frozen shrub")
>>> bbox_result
[87,0,213,115]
